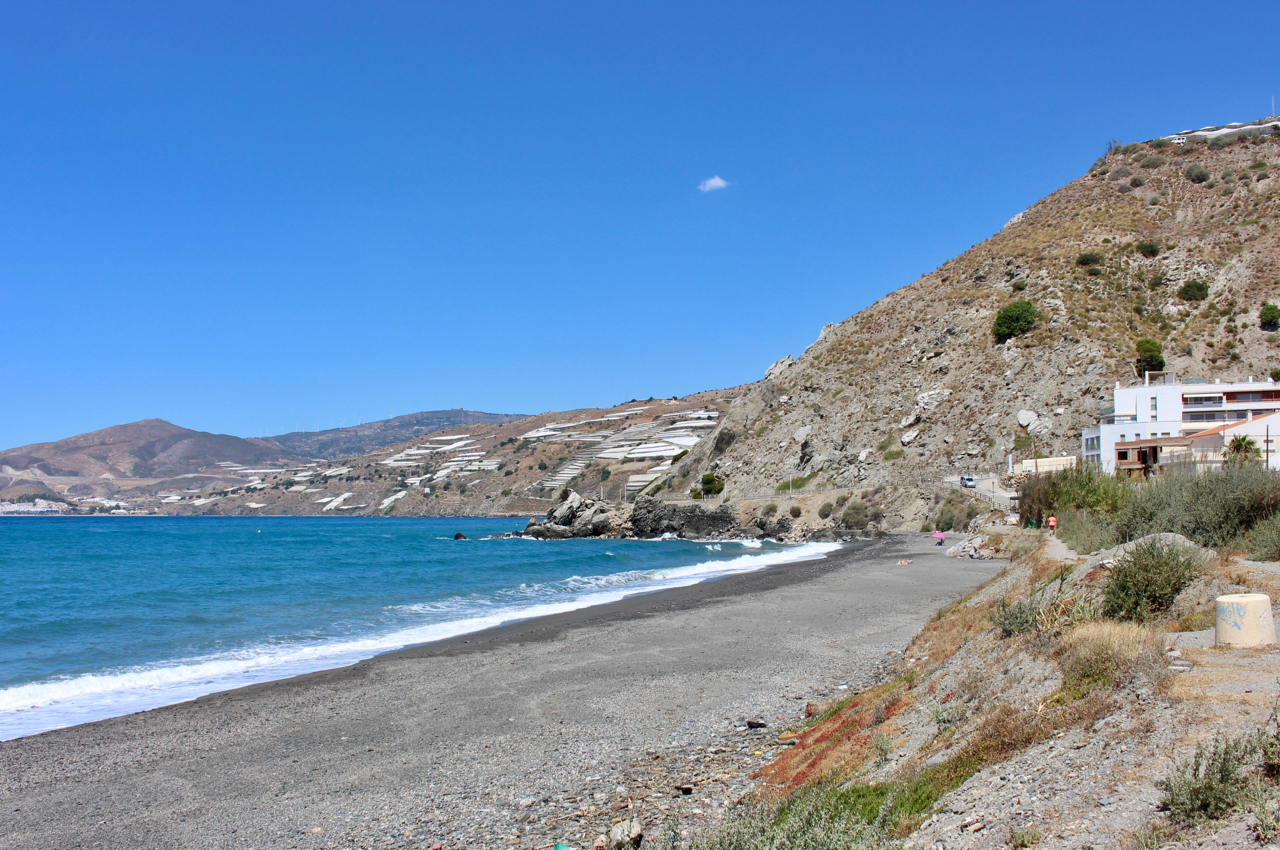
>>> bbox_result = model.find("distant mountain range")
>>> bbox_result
[264,410,529,459]
[0,419,300,480]
[0,410,531,484]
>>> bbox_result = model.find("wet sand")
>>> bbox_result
[0,533,1001,850]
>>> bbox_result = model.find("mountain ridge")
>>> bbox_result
[263,409,529,459]
[0,419,300,480]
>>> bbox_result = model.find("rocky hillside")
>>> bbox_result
[159,387,749,518]
[264,409,528,459]
[664,128,1280,529]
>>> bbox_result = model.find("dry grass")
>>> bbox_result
[755,678,915,795]
[907,599,1000,670]
[1055,621,1166,697]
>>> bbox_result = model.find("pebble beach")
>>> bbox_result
[0,534,1001,850]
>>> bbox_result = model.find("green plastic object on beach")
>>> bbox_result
[554,844,576,850]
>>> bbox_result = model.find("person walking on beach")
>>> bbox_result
[1047,514,1057,536]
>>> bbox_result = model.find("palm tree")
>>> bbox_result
[1225,434,1262,467]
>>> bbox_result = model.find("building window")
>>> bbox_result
[1117,450,1129,460]
[1151,397,1158,411]
[1120,435,1126,441]
[1162,432,1170,437]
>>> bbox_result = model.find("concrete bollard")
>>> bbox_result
[1214,593,1278,647]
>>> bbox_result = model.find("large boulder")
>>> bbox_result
[526,490,616,538]
[525,522,573,540]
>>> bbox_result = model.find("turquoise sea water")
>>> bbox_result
[0,516,835,740]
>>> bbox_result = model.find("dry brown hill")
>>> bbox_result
[0,419,300,479]
[664,132,1280,528]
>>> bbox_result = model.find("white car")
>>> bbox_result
[960,475,976,488]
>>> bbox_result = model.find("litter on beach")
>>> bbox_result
[898,559,913,564]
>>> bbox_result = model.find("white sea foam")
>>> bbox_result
[0,541,837,741]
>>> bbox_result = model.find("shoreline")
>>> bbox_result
[224,537,867,703]
[0,532,1001,850]
[1,533,850,742]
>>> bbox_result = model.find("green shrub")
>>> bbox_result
[1140,155,1165,169]
[1135,241,1160,257]
[789,505,802,518]
[1017,466,1129,527]
[671,450,688,463]
[763,502,778,516]
[883,449,904,461]
[992,597,1040,637]
[1150,137,1172,148]
[818,502,834,519]
[1057,510,1117,554]
[599,468,611,481]
[1261,302,1280,331]
[1250,160,1269,170]
[1009,828,1043,847]
[1186,163,1211,183]
[689,487,703,499]
[700,472,724,496]
[1157,732,1258,822]
[1135,338,1165,375]
[537,460,548,470]
[1012,279,1027,291]
[1076,251,1104,266]
[1113,466,1280,547]
[1249,513,1280,560]
[840,501,869,529]
[932,490,982,532]
[993,299,1037,343]
[1209,135,1233,150]
[1102,537,1203,622]
[647,785,893,850]
[776,473,813,492]
[1177,280,1209,301]
[1130,175,1146,188]
[1087,265,1103,275]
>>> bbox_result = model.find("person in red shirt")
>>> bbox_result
[1047,514,1057,536]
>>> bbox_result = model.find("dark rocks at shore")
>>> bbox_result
[518,489,878,543]
[629,495,738,538]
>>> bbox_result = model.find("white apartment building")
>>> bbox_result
[1082,372,1280,473]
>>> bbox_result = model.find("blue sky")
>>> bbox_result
[4,1,1278,448]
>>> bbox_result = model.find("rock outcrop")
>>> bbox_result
[628,495,740,539]
[523,490,618,539]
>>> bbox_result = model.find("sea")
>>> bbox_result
[0,516,836,741]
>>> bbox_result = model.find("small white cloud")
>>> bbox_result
[698,175,729,192]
